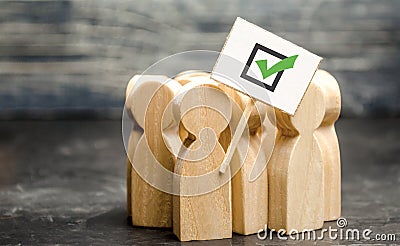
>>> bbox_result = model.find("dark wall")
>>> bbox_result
[0,0,399,119]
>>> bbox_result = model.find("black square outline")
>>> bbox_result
[240,43,287,92]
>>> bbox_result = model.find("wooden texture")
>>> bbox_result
[126,75,181,227]
[259,105,278,168]
[219,101,253,174]
[268,70,338,233]
[126,70,341,239]
[0,0,399,118]
[221,88,270,235]
[172,81,232,241]
[314,70,341,221]
[126,129,142,217]
[125,76,142,216]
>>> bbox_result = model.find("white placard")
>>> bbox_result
[212,17,322,115]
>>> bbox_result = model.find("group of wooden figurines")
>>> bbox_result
[125,70,341,241]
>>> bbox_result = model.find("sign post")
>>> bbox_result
[211,17,322,173]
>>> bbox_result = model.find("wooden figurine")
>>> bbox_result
[172,80,232,241]
[314,70,341,221]
[268,71,328,233]
[126,126,142,218]
[174,70,210,86]
[125,75,145,217]
[126,75,181,227]
[218,84,270,235]
[125,69,341,240]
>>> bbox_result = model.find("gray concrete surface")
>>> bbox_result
[0,119,399,244]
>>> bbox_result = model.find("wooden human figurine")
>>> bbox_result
[126,75,181,227]
[314,70,341,221]
[125,118,142,218]
[267,71,326,233]
[174,70,210,85]
[218,84,270,235]
[267,70,341,233]
[172,80,232,241]
[125,69,341,240]
[125,76,140,217]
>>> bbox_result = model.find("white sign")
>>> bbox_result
[212,17,322,115]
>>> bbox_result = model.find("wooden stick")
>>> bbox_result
[219,100,254,174]
[218,87,270,235]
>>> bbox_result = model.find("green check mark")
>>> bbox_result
[255,55,298,79]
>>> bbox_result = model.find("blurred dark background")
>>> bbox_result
[1,1,400,244]
[1,0,399,119]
